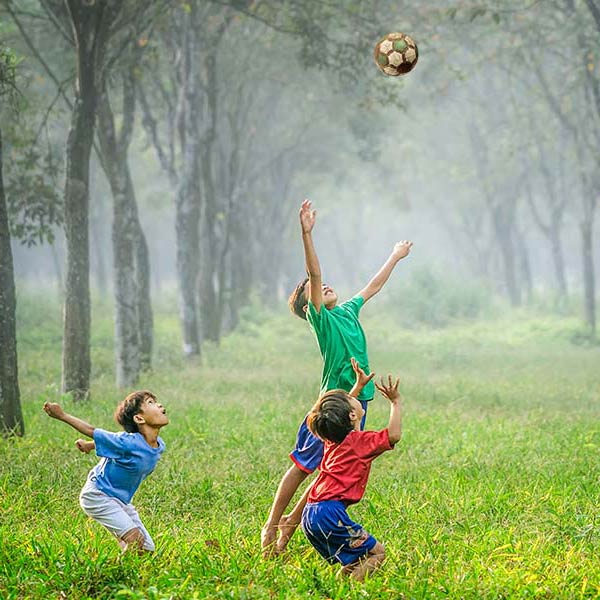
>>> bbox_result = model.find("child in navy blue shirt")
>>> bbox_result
[302,365,402,581]
[43,390,168,552]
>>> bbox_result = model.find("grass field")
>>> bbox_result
[1,292,600,599]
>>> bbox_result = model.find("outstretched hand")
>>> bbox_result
[299,199,316,234]
[43,401,65,420]
[351,357,375,389]
[391,240,413,261]
[375,375,401,403]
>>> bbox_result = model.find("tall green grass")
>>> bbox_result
[1,291,599,599]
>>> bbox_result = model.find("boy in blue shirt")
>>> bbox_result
[43,390,168,552]
[261,199,412,555]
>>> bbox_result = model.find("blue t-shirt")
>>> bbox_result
[88,429,165,504]
[306,295,374,401]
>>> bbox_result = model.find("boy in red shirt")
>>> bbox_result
[302,364,402,581]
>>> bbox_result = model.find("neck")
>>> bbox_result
[139,425,160,448]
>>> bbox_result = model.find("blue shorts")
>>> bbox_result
[301,500,377,566]
[290,400,370,473]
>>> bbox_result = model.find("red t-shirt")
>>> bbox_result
[308,429,394,505]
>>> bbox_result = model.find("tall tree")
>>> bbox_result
[40,0,122,399]
[0,46,23,436]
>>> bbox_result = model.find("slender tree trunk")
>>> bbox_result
[61,0,121,400]
[97,76,153,386]
[228,203,252,330]
[581,219,596,336]
[135,227,153,371]
[61,94,94,400]
[550,222,568,309]
[199,202,220,342]
[491,205,521,307]
[198,53,221,343]
[0,130,24,436]
[176,153,201,357]
[515,229,533,304]
[174,15,202,356]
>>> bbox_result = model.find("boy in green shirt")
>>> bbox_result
[261,199,412,555]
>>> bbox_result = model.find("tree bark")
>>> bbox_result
[175,18,202,355]
[581,217,596,336]
[135,226,153,371]
[97,92,140,387]
[0,130,24,436]
[61,93,94,400]
[97,67,153,385]
[61,0,121,400]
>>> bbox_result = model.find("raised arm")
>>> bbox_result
[375,375,402,445]
[300,199,323,312]
[357,240,413,303]
[43,402,95,438]
[348,357,375,398]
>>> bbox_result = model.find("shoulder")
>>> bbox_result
[339,295,365,314]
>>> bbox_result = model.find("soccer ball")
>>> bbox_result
[374,32,418,76]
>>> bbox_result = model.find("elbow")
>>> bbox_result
[389,430,402,446]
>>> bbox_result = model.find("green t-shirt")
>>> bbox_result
[306,295,374,401]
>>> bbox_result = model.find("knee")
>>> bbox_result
[370,542,386,564]
[121,527,146,550]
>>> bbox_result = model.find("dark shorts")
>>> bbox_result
[301,500,377,565]
[289,400,370,473]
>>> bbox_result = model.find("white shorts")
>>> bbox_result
[79,480,155,551]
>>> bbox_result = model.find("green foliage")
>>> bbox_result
[2,292,600,598]
[386,266,495,328]
[0,45,19,99]
[5,147,63,246]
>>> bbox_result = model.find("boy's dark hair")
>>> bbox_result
[288,278,309,320]
[307,390,354,444]
[114,390,156,433]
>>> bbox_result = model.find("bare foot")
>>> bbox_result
[276,515,300,553]
[261,525,279,558]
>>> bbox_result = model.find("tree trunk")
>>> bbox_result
[199,203,220,342]
[0,130,24,436]
[135,227,153,371]
[581,219,596,336]
[176,158,201,355]
[97,76,153,386]
[173,15,202,356]
[61,94,94,400]
[61,0,121,400]
[198,52,221,343]
[515,228,533,305]
[550,222,568,310]
[491,205,521,307]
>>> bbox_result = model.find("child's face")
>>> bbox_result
[348,396,365,431]
[137,396,169,428]
[304,282,338,309]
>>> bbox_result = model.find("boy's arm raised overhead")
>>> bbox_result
[43,402,95,438]
[348,357,375,398]
[357,240,413,303]
[375,375,402,445]
[300,199,323,313]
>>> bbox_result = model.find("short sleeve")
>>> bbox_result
[340,295,365,318]
[93,429,135,459]
[306,300,325,332]
[353,429,393,460]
